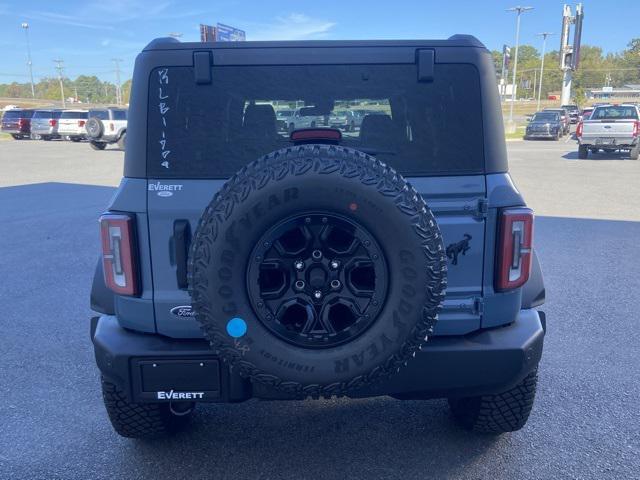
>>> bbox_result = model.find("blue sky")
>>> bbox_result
[1,0,639,83]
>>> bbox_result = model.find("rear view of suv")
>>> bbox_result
[31,109,62,140]
[1,108,34,139]
[91,36,546,439]
[85,108,127,150]
[58,109,88,142]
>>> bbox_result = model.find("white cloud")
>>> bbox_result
[249,13,336,41]
[24,11,115,30]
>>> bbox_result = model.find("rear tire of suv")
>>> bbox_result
[11,134,23,140]
[578,145,588,159]
[448,369,538,434]
[90,141,107,151]
[629,144,639,160]
[101,378,193,439]
[117,132,126,150]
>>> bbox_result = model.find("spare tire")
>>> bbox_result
[85,117,104,139]
[189,145,447,397]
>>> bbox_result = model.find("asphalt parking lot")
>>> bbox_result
[1,138,639,479]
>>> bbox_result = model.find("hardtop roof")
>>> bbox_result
[143,35,486,52]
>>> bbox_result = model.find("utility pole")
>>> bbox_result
[507,6,534,128]
[536,32,554,111]
[112,58,123,105]
[53,59,66,108]
[21,23,35,98]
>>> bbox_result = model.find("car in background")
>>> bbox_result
[524,111,563,140]
[1,109,34,139]
[561,104,580,124]
[543,107,570,135]
[328,109,364,132]
[580,107,594,121]
[31,110,63,140]
[286,107,327,133]
[58,110,88,142]
[576,104,640,159]
[85,107,127,150]
[275,109,295,132]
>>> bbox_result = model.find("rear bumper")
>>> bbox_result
[91,309,545,403]
[31,127,59,136]
[579,136,638,147]
[58,129,86,137]
[1,127,29,135]
[525,132,556,139]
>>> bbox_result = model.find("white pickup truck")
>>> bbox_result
[576,104,640,159]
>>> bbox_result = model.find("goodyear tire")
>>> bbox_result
[117,132,126,150]
[189,145,447,398]
[448,369,538,433]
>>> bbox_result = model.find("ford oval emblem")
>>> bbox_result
[170,305,195,318]
[158,191,173,197]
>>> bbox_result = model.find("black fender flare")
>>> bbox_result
[521,249,545,309]
[90,257,115,315]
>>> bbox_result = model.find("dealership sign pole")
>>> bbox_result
[560,3,584,105]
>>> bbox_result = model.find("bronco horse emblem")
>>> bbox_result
[446,234,472,266]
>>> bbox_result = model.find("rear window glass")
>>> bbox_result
[60,111,88,119]
[2,110,33,119]
[89,110,109,120]
[147,64,484,178]
[591,106,638,120]
[112,110,127,120]
[33,110,54,119]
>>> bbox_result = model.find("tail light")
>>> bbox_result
[100,213,139,296]
[632,121,640,137]
[49,119,57,127]
[78,120,86,127]
[495,208,534,292]
[18,118,28,127]
[576,122,583,137]
[109,122,115,131]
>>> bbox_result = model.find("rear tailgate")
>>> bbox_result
[58,118,79,134]
[147,176,486,338]
[582,119,636,141]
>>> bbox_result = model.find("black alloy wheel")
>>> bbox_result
[247,212,388,349]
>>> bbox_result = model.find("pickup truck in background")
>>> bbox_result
[576,104,640,159]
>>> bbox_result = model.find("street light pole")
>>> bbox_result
[21,22,35,98]
[507,6,534,126]
[536,32,554,111]
[112,58,123,106]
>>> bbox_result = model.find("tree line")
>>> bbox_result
[492,38,640,102]
[2,39,640,106]
[0,75,132,105]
